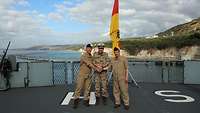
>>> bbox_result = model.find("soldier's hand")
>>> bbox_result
[96,66,102,72]
[125,79,128,84]
[125,77,128,84]
[103,66,109,70]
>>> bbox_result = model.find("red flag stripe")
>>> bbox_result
[112,0,119,16]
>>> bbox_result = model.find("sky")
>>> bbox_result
[0,0,200,48]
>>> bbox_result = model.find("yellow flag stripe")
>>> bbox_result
[110,14,120,49]
[109,0,120,52]
[110,14,119,37]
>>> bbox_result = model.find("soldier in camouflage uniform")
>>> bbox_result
[93,43,110,105]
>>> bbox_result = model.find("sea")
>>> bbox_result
[0,50,81,61]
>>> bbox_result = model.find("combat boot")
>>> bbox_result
[102,96,107,105]
[84,100,89,107]
[114,104,120,108]
[73,98,79,109]
[95,97,100,105]
[124,105,129,110]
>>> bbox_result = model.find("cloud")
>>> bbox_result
[48,12,64,21]
[17,0,29,7]
[1,0,200,48]
[67,0,200,37]
[0,0,112,48]
[0,1,58,48]
[0,0,29,9]
[120,9,136,16]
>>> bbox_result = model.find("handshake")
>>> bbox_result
[94,64,109,73]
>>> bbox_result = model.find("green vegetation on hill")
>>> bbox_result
[158,17,200,36]
[105,32,200,55]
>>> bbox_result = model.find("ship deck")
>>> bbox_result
[0,83,200,113]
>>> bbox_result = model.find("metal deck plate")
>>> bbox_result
[0,83,199,113]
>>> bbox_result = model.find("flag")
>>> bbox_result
[110,0,120,50]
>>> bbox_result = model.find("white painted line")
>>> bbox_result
[61,92,74,105]
[61,92,96,105]
[89,92,96,105]
[155,90,195,103]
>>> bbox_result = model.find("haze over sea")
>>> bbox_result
[0,50,81,61]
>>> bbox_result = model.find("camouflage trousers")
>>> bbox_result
[95,71,109,97]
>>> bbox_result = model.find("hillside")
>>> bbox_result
[105,32,200,54]
[27,17,200,60]
[158,17,200,36]
[104,17,200,60]
[27,44,83,51]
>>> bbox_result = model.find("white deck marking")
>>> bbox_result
[61,92,96,105]
[61,92,74,105]
[89,92,96,105]
[155,90,195,103]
